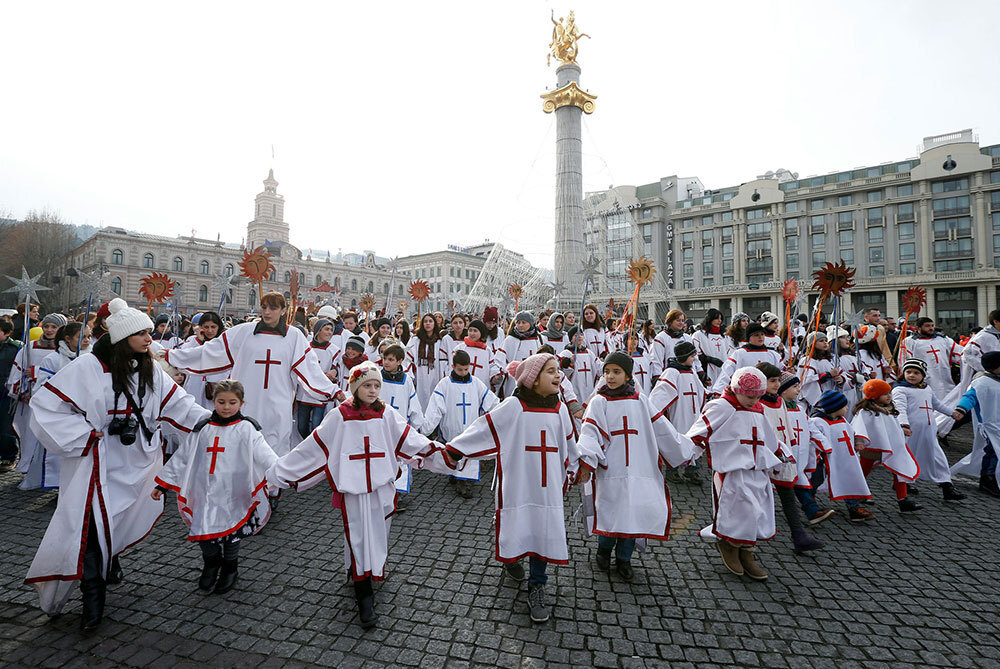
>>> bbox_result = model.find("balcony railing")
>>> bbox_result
[933,207,971,217]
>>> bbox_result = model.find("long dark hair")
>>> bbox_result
[394,319,410,345]
[198,311,225,340]
[96,335,155,397]
[416,314,439,366]
[700,308,724,333]
[582,304,605,330]
[55,321,84,345]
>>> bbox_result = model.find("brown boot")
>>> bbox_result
[739,547,768,581]
[716,541,743,576]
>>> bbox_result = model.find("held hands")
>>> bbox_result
[902,427,912,437]
[151,488,162,501]
[951,410,964,421]
[576,468,592,484]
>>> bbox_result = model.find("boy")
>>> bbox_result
[338,311,370,352]
[338,336,369,383]
[779,373,835,526]
[711,324,782,395]
[808,390,875,522]
[687,367,782,580]
[295,318,342,440]
[649,340,704,485]
[827,326,864,414]
[377,341,423,427]
[422,349,499,498]
[562,327,601,410]
[952,351,1000,497]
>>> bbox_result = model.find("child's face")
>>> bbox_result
[345,348,361,361]
[261,303,284,326]
[876,393,892,405]
[171,371,186,385]
[515,319,531,333]
[532,359,561,397]
[552,316,563,330]
[837,336,851,349]
[379,324,392,337]
[454,363,470,377]
[748,332,765,347]
[395,322,404,336]
[903,368,924,384]
[679,354,695,367]
[583,308,597,324]
[156,323,167,334]
[669,316,685,332]
[765,377,780,395]
[734,393,758,409]
[467,326,482,342]
[780,382,800,401]
[214,391,243,418]
[539,315,548,328]
[814,338,829,352]
[356,379,381,405]
[42,323,58,339]
[382,353,401,372]
[564,312,576,326]
[766,321,778,333]
[316,324,333,344]
[831,405,848,418]
[603,364,627,390]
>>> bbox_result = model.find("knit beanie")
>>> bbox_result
[468,319,487,338]
[345,335,366,353]
[96,301,112,320]
[604,350,634,378]
[855,324,878,344]
[745,323,767,339]
[815,390,848,414]
[317,305,338,320]
[730,367,766,397]
[982,351,1000,372]
[566,325,580,343]
[348,361,381,395]
[760,311,779,326]
[804,331,827,351]
[732,312,749,325]
[106,298,154,344]
[41,313,68,328]
[375,317,391,330]
[507,353,556,389]
[862,379,892,400]
[313,318,332,335]
[482,306,499,322]
[900,357,927,377]
[673,341,697,361]
[514,311,536,327]
[825,325,849,340]
[778,371,800,395]
[154,314,170,327]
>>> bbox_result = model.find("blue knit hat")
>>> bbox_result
[815,390,848,415]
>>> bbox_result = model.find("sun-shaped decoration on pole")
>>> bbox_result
[138,272,175,315]
[896,285,928,360]
[238,245,275,304]
[397,299,409,317]
[781,278,800,356]
[286,272,301,325]
[359,293,376,321]
[509,283,524,313]
[801,261,856,382]
[408,279,431,320]
[619,256,656,350]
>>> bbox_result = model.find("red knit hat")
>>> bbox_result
[862,378,892,400]
[482,306,499,322]
[96,301,111,320]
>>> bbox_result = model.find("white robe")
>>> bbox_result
[951,374,1000,480]
[692,330,728,386]
[451,340,499,390]
[711,346,783,395]
[899,335,962,398]
[378,372,424,428]
[7,341,56,481]
[859,348,895,383]
[796,356,840,408]
[629,350,654,396]
[155,417,278,540]
[784,402,818,488]
[852,409,919,481]
[581,326,608,359]
[266,402,452,581]
[562,348,601,409]
[26,355,208,614]
[540,332,568,356]
[19,346,80,490]
[422,375,499,481]
[295,340,341,406]
[166,322,337,457]
[496,333,543,398]
[577,392,693,539]
[686,395,781,544]
[653,331,703,379]
[176,336,231,411]
[406,337,449,411]
[809,416,872,500]
[649,365,704,435]
[446,396,580,564]
[837,353,864,413]
[891,384,953,483]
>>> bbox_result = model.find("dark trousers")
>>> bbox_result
[528,556,548,585]
[200,537,240,560]
[295,403,326,439]
[774,485,804,531]
[982,440,998,478]
[0,396,17,461]
[597,535,636,562]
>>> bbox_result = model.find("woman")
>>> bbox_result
[541,312,567,355]
[499,312,544,398]
[442,314,467,359]
[174,311,227,410]
[580,304,607,359]
[692,309,729,386]
[725,312,750,351]
[408,313,447,410]
[653,309,701,380]
[26,298,208,631]
[394,318,411,346]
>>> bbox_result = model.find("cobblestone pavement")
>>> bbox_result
[2,423,998,668]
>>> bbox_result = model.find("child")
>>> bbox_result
[779,373,836,526]
[498,311,543,398]
[796,331,844,412]
[267,361,453,629]
[338,335,369,383]
[760,311,784,357]
[828,326,864,414]
[856,325,894,382]
[808,390,875,522]
[295,318,342,440]
[539,345,583,436]
[952,351,1000,496]
[377,341,424,427]
[891,358,965,501]
[451,319,500,390]
[563,327,601,409]
[852,379,921,513]
[711,324,782,395]
[421,349,499,498]
[444,354,581,623]
[627,336,654,396]
[174,311,228,410]
[756,363,825,552]
[580,304,608,359]
[649,341,704,485]
[686,367,782,580]
[540,312,567,355]
[152,381,278,594]
[576,352,694,581]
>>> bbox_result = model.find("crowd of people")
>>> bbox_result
[3,294,998,632]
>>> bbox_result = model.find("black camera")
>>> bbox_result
[107,415,140,445]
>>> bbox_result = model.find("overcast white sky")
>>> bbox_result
[2,1,998,269]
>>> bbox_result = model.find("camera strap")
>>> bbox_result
[120,386,155,443]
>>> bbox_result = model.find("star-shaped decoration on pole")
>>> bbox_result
[210,272,242,300]
[577,254,602,281]
[74,266,112,303]
[4,267,50,306]
[842,309,867,331]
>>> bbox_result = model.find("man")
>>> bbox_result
[0,320,22,471]
[860,308,897,376]
[949,309,1000,474]
[883,317,900,355]
[899,317,963,399]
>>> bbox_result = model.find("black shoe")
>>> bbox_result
[527,583,549,623]
[395,495,409,512]
[213,558,238,594]
[79,580,105,633]
[503,561,526,581]
[615,560,635,582]
[456,480,474,499]
[198,555,222,592]
[907,484,920,496]
[683,467,703,486]
[353,578,378,630]
[0,459,16,473]
[897,497,922,513]
[979,475,1000,498]
[106,556,124,585]
[268,496,280,512]
[941,482,965,501]
[595,548,611,572]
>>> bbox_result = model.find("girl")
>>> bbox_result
[152,380,278,594]
[445,354,582,623]
[638,320,658,366]
[725,312,749,351]
[366,318,393,359]
[563,327,601,410]
[498,311,543,398]
[580,304,608,359]
[852,379,921,513]
[540,312,567,355]
[857,325,894,382]
[452,319,500,390]
[693,309,728,387]
[295,319,340,440]
[408,314,448,411]
[808,390,874,522]
[393,318,410,346]
[267,361,452,629]
[828,326,865,413]
[26,298,208,630]
[175,311,227,410]
[442,314,467,359]
[796,332,844,412]
[654,309,700,380]
[891,358,965,501]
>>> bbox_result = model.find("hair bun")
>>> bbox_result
[506,360,520,376]
[108,297,128,315]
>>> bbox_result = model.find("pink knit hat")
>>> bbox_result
[730,367,767,397]
[507,353,556,389]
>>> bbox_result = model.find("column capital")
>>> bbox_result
[541,82,597,114]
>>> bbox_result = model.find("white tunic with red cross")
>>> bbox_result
[175,336,233,410]
[900,335,963,398]
[444,396,580,565]
[165,322,337,457]
[711,345,782,395]
[451,340,499,389]
[784,402,818,487]
[891,384,953,483]
[692,329,729,386]
[497,333,543,398]
[649,365,704,435]
[154,417,278,541]
[295,340,342,407]
[809,415,871,500]
[851,409,919,481]
[563,348,601,409]
[576,391,694,540]
[266,402,454,581]
[629,350,654,396]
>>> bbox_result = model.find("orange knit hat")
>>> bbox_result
[862,378,892,400]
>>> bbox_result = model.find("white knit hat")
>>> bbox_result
[106,298,154,344]
[317,305,338,319]
[760,311,779,326]
[855,324,878,345]
[825,325,849,340]
[348,360,382,395]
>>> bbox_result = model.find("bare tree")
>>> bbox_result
[0,209,78,311]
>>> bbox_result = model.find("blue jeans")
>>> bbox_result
[528,556,548,585]
[794,488,820,517]
[296,403,326,439]
[597,535,635,562]
[982,440,997,478]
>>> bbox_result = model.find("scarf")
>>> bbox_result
[667,358,692,372]
[706,324,722,335]
[344,353,368,370]
[209,410,245,425]
[57,340,81,361]
[450,371,471,383]
[597,380,636,398]
[510,326,539,341]
[381,368,405,383]
[666,328,684,339]
[416,327,439,367]
[463,337,486,350]
[513,385,560,409]
[544,313,564,341]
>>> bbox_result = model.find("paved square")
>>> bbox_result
[1,424,997,668]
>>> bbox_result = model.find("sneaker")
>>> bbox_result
[527,583,550,623]
[848,506,877,522]
[503,561,526,581]
[664,469,685,485]
[595,548,611,572]
[978,475,1000,498]
[716,541,743,576]
[897,497,922,513]
[682,467,703,486]
[0,459,15,473]
[807,508,836,526]
[791,528,825,553]
[615,560,634,582]
[941,482,966,501]
[738,548,768,581]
